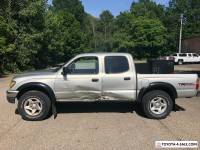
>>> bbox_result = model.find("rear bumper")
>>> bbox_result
[6,90,19,103]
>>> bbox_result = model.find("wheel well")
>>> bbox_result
[145,87,175,100]
[17,85,54,102]
[138,84,177,105]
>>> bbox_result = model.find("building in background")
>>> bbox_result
[182,37,200,54]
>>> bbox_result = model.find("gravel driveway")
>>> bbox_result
[0,76,200,150]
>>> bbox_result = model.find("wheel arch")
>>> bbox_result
[137,82,177,103]
[16,82,56,103]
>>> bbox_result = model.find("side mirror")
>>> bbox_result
[62,67,69,76]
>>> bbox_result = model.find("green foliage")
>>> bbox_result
[131,0,165,19]
[114,15,166,58]
[167,0,200,38]
[94,10,115,52]
[1,0,200,73]
[100,10,114,26]
[39,11,90,68]
[52,0,85,24]
[0,15,16,73]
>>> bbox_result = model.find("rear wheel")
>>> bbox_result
[142,90,173,119]
[18,91,51,121]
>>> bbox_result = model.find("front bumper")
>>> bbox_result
[6,90,19,103]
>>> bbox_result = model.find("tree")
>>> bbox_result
[99,10,114,41]
[161,0,200,53]
[0,0,47,72]
[167,0,200,38]
[93,10,115,52]
[83,14,99,51]
[130,0,165,19]
[114,15,167,58]
[52,0,85,24]
[1,0,200,74]
[14,0,46,70]
[0,16,15,73]
[38,11,90,68]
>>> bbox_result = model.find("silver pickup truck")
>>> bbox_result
[7,53,199,121]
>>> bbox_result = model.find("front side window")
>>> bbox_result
[67,57,99,74]
[105,56,129,74]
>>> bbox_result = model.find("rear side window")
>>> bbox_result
[105,56,129,74]
[179,53,187,57]
[193,54,199,57]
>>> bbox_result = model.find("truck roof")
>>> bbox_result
[76,52,131,57]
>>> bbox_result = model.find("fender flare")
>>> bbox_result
[17,82,57,118]
[137,82,177,102]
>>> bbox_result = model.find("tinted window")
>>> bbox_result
[67,57,99,74]
[173,54,177,56]
[193,54,199,57]
[179,53,187,57]
[105,56,129,74]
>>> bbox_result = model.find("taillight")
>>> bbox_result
[196,79,199,90]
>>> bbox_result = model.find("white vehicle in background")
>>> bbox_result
[173,53,200,65]
[162,53,200,65]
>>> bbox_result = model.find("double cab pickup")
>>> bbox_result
[7,53,199,121]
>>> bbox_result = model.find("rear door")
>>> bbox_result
[102,55,136,100]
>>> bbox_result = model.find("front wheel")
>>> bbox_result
[142,90,173,119]
[18,91,51,121]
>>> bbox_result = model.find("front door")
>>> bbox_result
[54,56,101,101]
[102,56,136,101]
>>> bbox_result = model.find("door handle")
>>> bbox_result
[92,78,99,82]
[124,77,131,81]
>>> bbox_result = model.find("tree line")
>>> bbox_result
[0,0,200,73]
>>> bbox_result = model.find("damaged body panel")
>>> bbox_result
[54,74,102,101]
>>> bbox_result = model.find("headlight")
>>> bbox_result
[9,81,16,89]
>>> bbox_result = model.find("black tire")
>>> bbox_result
[18,90,51,121]
[178,59,183,65]
[142,90,173,119]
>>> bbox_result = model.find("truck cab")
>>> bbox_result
[55,53,137,101]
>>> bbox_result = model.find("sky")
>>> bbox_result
[48,0,169,17]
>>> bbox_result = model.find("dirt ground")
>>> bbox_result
[0,70,200,150]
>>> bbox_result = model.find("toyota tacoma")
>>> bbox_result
[7,53,200,121]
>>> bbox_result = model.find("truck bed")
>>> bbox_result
[137,74,198,98]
